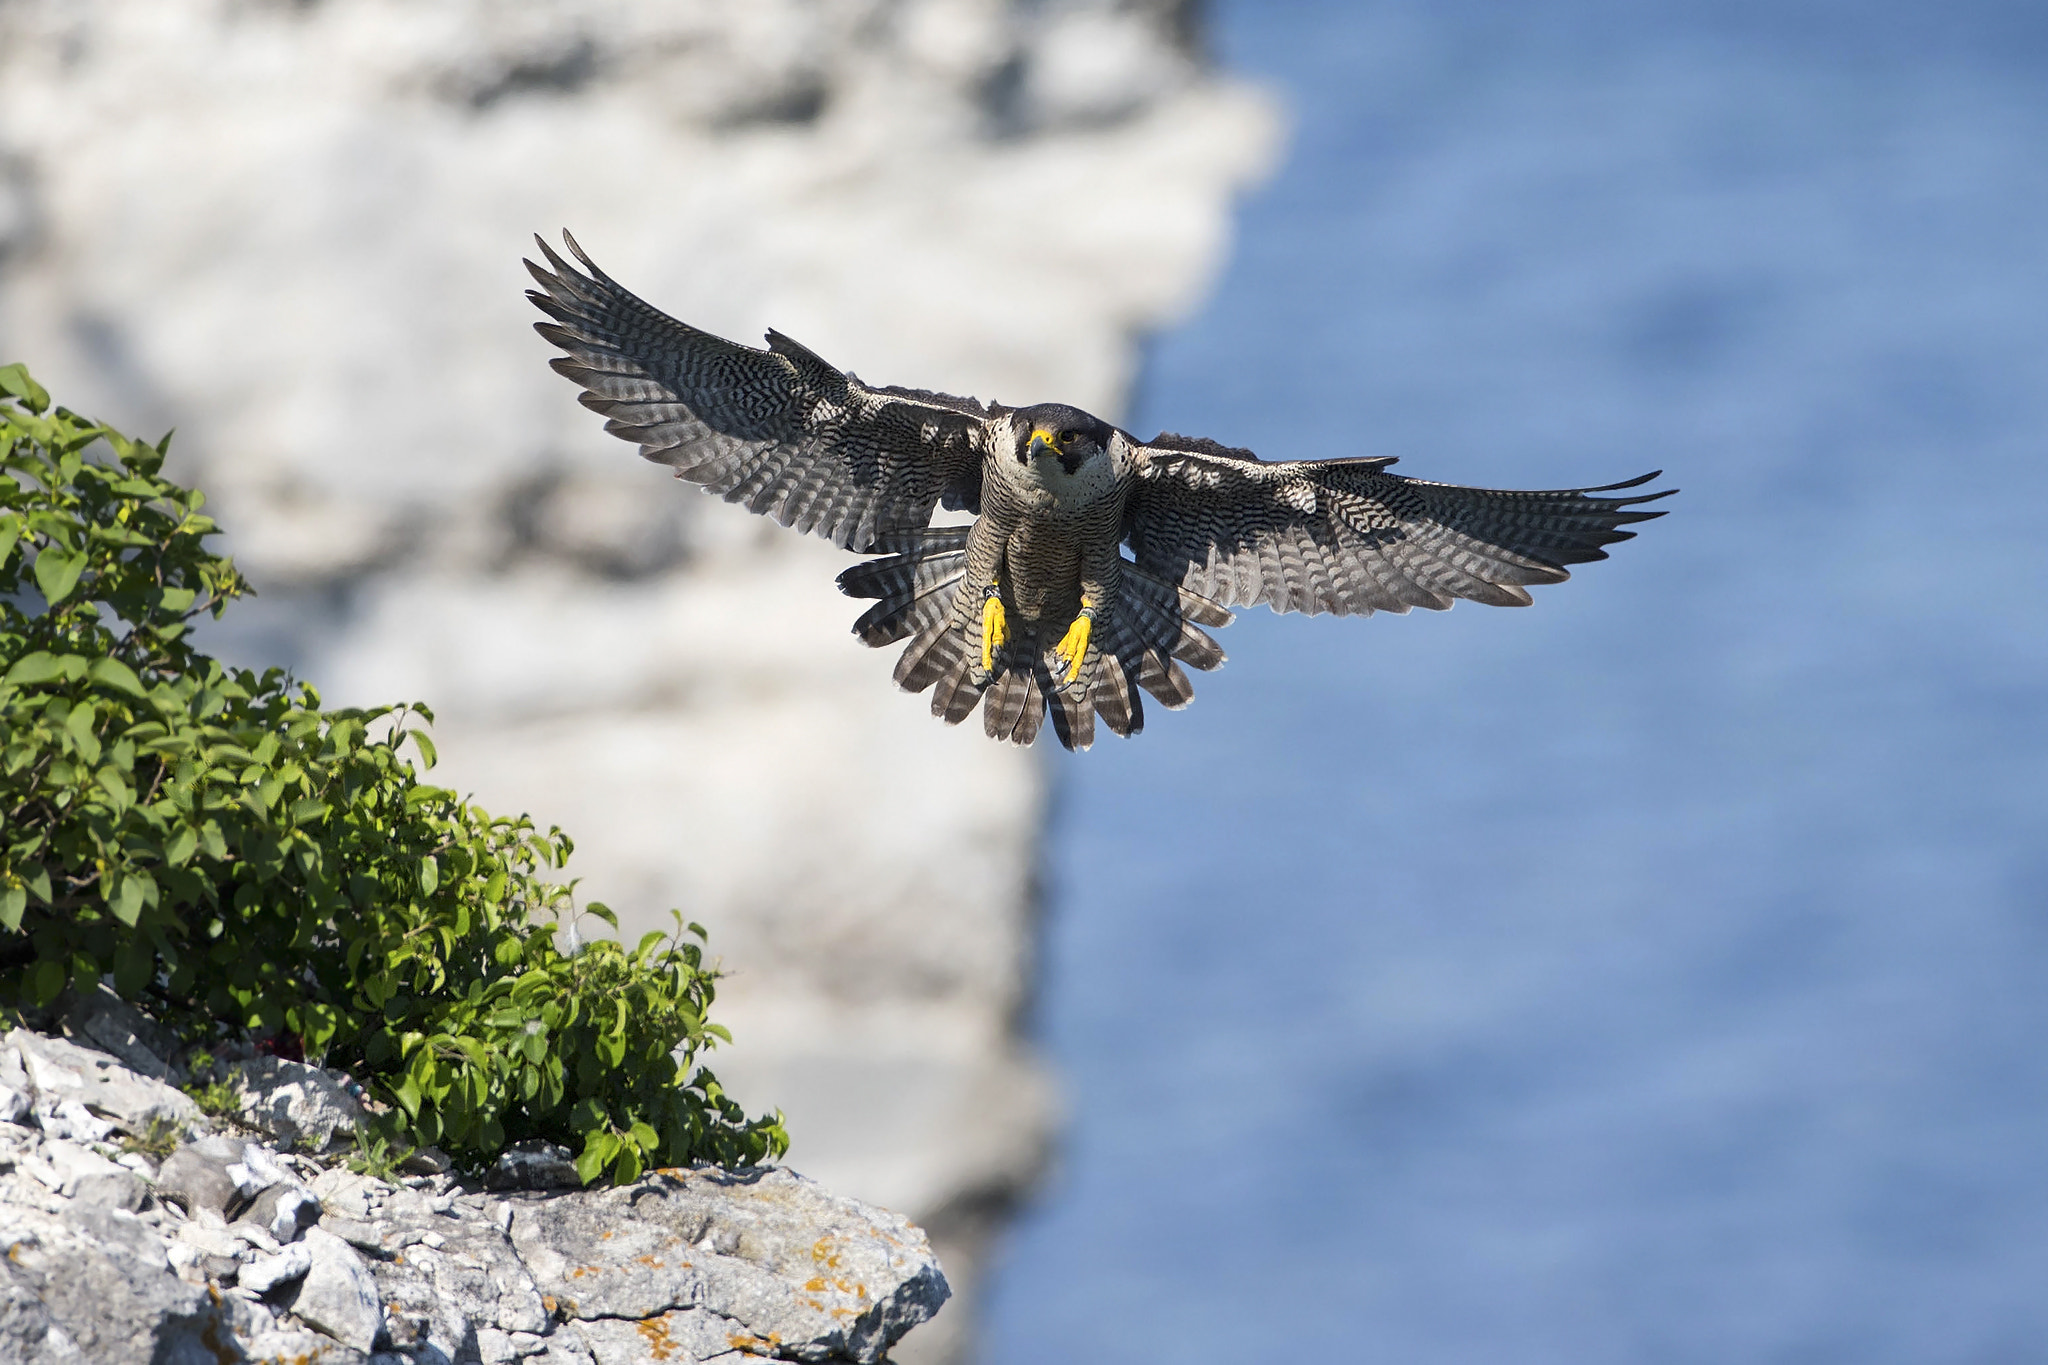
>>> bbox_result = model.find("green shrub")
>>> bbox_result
[0,363,786,1182]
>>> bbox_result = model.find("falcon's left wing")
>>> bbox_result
[1125,434,1673,616]
[527,232,989,553]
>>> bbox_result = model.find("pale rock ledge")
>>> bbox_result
[0,1014,947,1365]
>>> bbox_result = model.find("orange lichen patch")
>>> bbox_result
[809,1235,843,1270]
[542,1296,559,1317]
[804,1276,827,1293]
[634,1314,681,1361]
[600,1230,614,1240]
[634,1254,667,1269]
[568,1265,604,1279]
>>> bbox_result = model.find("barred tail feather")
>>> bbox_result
[1090,625,1143,739]
[1047,666,1098,750]
[894,617,965,693]
[840,530,973,647]
[983,667,1048,746]
[930,648,984,726]
[850,559,968,645]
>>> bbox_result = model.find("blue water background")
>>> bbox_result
[983,2,2048,1360]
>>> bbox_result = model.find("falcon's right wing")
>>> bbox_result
[1125,433,1673,616]
[526,232,989,553]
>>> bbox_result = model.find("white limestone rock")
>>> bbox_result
[60,986,189,1086]
[508,1165,949,1364]
[570,1311,743,1365]
[371,1186,551,1352]
[244,1184,325,1244]
[310,1167,390,1224]
[155,1139,250,1220]
[0,1201,228,1365]
[225,1056,366,1152]
[279,1227,385,1353]
[241,1241,315,1295]
[5,1030,202,1137]
[0,1024,952,1363]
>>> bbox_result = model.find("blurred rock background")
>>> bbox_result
[0,1,1277,1357]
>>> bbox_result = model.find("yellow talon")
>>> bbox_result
[981,589,1008,673]
[1054,609,1094,684]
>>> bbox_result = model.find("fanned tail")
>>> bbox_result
[842,541,1232,751]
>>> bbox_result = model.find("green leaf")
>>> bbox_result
[410,731,437,770]
[0,363,51,413]
[29,959,64,1006]
[87,657,148,698]
[109,873,146,927]
[65,700,101,763]
[418,855,439,896]
[574,1140,608,1187]
[3,652,60,688]
[33,546,85,605]
[0,886,24,932]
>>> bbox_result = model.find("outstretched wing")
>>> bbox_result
[1125,433,1674,615]
[526,232,989,552]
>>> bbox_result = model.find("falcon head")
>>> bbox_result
[1013,403,1115,476]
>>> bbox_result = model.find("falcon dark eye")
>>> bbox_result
[1059,430,1078,444]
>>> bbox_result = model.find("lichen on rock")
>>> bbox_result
[0,1022,950,1363]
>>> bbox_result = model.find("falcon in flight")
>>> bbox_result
[527,233,1672,751]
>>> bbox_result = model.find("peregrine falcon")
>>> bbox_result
[526,232,1672,751]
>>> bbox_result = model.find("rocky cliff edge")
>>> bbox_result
[0,990,945,1365]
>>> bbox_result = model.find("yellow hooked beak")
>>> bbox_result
[1028,428,1060,460]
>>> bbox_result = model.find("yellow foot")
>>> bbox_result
[1054,609,1095,684]
[981,588,1009,673]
